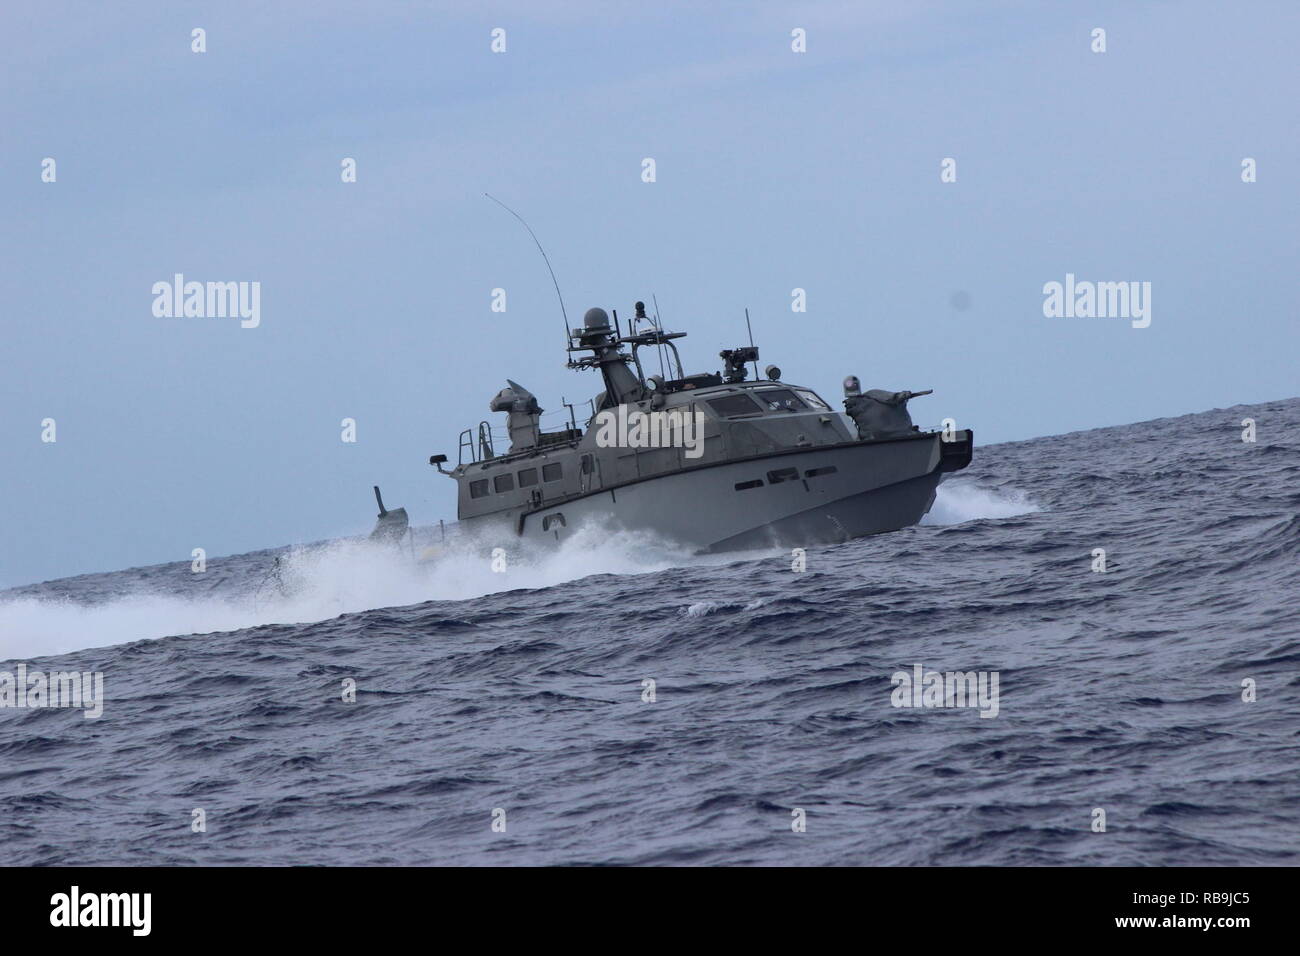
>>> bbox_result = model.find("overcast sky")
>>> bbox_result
[2,0,1296,587]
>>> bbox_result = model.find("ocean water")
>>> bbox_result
[1,398,1297,866]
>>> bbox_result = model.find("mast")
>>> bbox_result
[566,307,645,409]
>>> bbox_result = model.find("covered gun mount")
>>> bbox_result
[842,375,934,440]
[489,380,544,453]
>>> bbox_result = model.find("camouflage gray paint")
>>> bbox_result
[429,303,972,553]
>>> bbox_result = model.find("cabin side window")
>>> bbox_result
[542,463,562,482]
[518,468,539,487]
[469,479,490,499]
[494,473,515,493]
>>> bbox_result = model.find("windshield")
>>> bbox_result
[752,388,806,412]
[794,389,830,410]
[706,393,763,417]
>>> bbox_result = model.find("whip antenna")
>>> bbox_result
[484,193,571,340]
[745,307,759,380]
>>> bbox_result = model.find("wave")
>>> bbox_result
[922,479,1041,525]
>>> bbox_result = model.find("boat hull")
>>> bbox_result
[487,431,971,554]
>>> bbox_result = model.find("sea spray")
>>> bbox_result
[2,486,1038,661]
[921,479,1040,526]
[0,523,696,660]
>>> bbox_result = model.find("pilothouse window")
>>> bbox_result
[754,389,806,412]
[706,394,762,418]
[494,473,515,493]
[518,468,538,487]
[469,479,489,499]
[542,463,563,482]
[795,389,830,411]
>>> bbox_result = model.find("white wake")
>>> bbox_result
[3,482,1040,660]
[0,525,698,660]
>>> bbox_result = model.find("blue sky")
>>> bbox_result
[2,0,1297,586]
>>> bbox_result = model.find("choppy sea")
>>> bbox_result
[2,398,1298,865]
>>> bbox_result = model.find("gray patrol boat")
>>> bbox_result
[420,301,972,553]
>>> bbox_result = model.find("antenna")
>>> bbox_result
[647,294,666,379]
[651,293,680,379]
[744,307,759,380]
[484,193,571,339]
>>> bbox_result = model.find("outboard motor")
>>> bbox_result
[489,379,543,453]
[843,375,931,440]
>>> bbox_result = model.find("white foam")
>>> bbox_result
[684,601,721,617]
[1,484,1039,660]
[922,479,1040,526]
[0,593,264,661]
[0,524,697,661]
